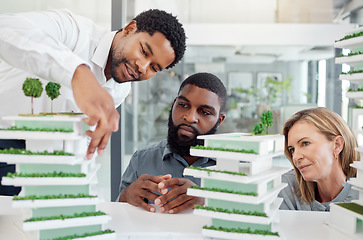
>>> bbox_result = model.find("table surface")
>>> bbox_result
[0,196,351,240]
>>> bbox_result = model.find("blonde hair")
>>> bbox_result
[282,107,359,204]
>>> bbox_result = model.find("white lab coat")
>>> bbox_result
[0,9,131,127]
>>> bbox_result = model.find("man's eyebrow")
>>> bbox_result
[200,104,216,112]
[145,42,162,71]
[177,96,217,112]
[177,96,190,102]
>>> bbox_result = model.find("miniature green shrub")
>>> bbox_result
[7,171,86,178]
[203,225,279,236]
[187,166,247,176]
[24,211,106,222]
[0,148,74,156]
[191,145,257,154]
[13,193,96,201]
[260,110,273,134]
[52,230,115,240]
[194,205,267,217]
[189,186,257,196]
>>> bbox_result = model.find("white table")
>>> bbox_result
[0,196,350,240]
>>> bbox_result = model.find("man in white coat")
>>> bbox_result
[0,8,186,195]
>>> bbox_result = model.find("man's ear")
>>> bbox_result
[122,20,137,36]
[217,114,226,128]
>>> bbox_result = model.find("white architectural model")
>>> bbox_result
[328,27,363,239]
[184,133,290,240]
[0,115,115,240]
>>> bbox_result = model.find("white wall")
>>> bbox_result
[0,0,111,29]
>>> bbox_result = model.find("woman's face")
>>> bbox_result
[286,121,336,182]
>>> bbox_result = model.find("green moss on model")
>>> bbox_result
[203,225,279,236]
[189,186,258,196]
[24,211,106,222]
[0,126,73,132]
[341,69,363,75]
[191,145,257,154]
[337,51,363,58]
[187,166,247,176]
[337,31,363,42]
[7,171,86,178]
[52,229,115,240]
[348,88,363,92]
[194,205,267,217]
[336,202,363,215]
[13,193,96,201]
[0,148,74,156]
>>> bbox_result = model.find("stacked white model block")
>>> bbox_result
[0,115,115,240]
[327,27,363,239]
[184,133,290,240]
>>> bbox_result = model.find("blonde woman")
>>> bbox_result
[278,107,359,211]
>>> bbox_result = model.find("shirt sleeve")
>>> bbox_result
[116,151,140,201]
[0,9,87,89]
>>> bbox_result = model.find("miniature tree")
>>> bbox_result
[22,78,43,114]
[261,110,273,134]
[253,123,265,135]
[45,82,61,113]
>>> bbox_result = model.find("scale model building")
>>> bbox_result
[327,26,363,240]
[0,115,115,240]
[184,132,290,240]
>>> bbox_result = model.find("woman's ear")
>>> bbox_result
[333,135,344,156]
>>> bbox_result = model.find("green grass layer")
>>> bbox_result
[7,171,86,178]
[13,193,96,201]
[337,31,363,42]
[187,166,247,176]
[194,205,267,217]
[203,225,279,236]
[189,186,257,196]
[0,126,73,132]
[0,148,74,156]
[191,145,257,154]
[336,202,363,215]
[24,211,106,222]
[52,229,115,240]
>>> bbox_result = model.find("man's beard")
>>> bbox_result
[167,109,219,157]
[110,50,140,83]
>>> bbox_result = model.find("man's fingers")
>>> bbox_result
[159,177,188,189]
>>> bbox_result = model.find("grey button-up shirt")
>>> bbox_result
[278,170,358,211]
[117,139,216,201]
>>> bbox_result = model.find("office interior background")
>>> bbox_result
[2,0,363,201]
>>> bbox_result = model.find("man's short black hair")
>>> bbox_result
[133,9,186,69]
[178,72,227,113]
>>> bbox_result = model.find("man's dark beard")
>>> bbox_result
[167,109,219,157]
[110,53,140,83]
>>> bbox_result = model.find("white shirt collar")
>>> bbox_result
[92,31,116,70]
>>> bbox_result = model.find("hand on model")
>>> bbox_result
[72,64,120,160]
[155,177,204,214]
[119,174,172,212]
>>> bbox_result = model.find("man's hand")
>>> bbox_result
[119,174,171,212]
[155,177,204,214]
[72,64,119,160]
